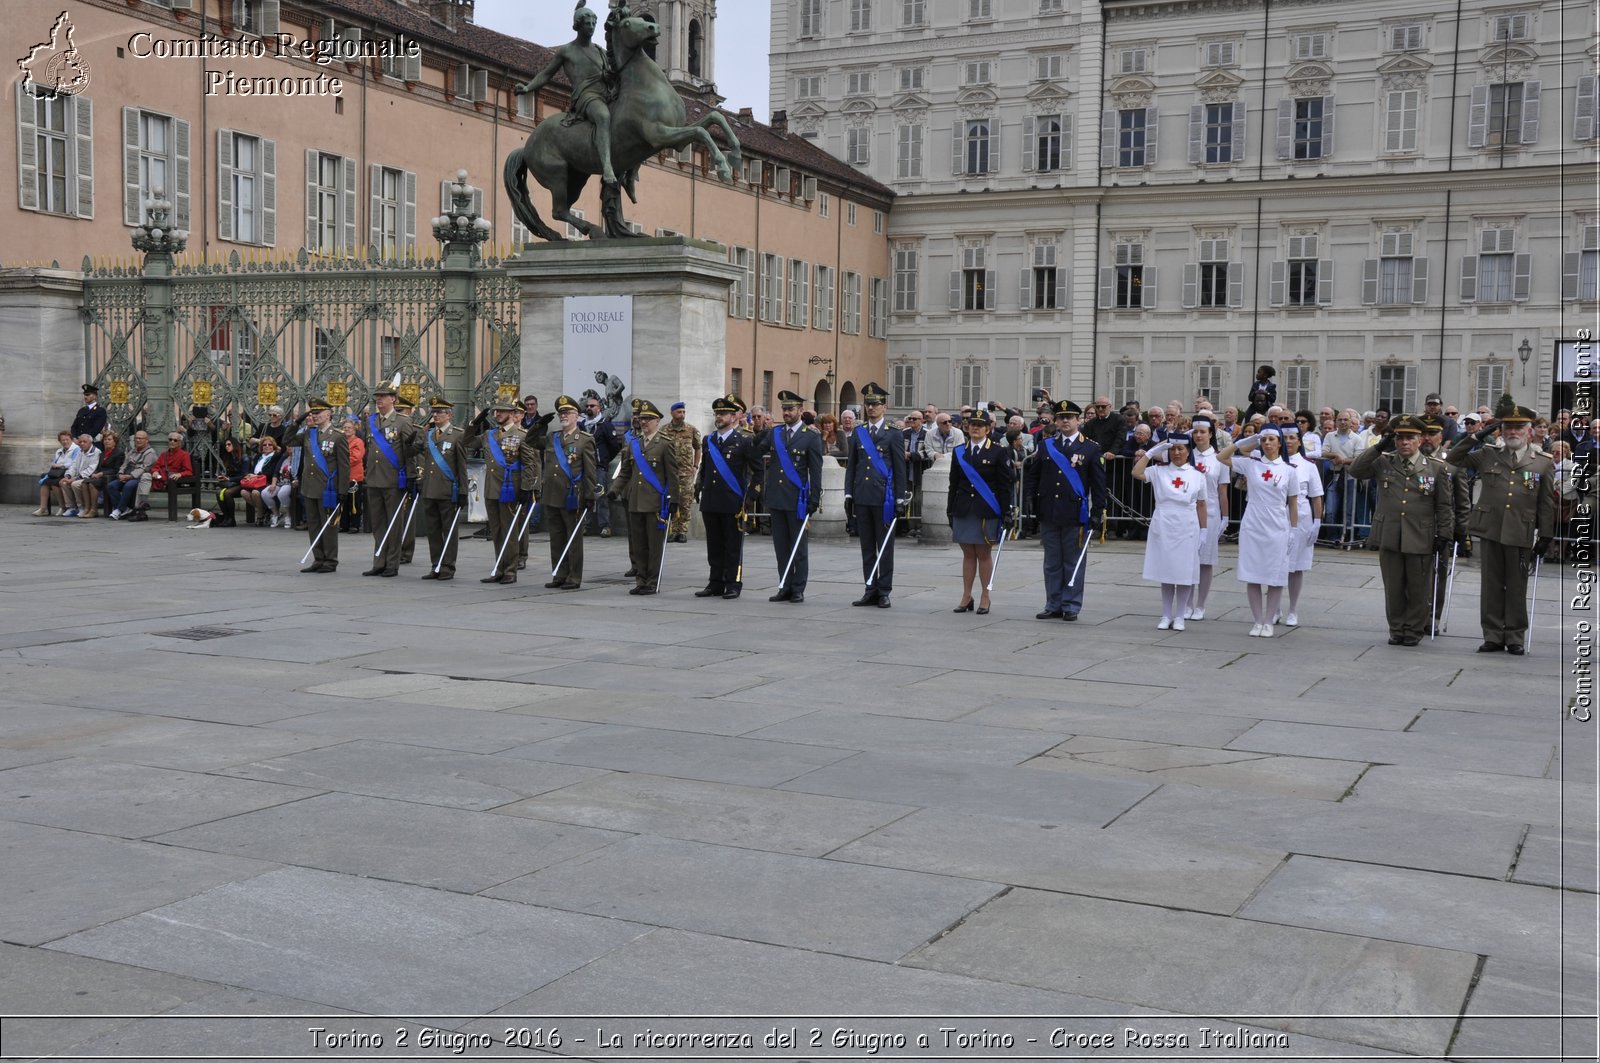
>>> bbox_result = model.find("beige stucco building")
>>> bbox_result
[5,0,893,413]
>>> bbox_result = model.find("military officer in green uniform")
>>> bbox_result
[418,397,470,581]
[613,398,680,595]
[1446,404,1556,654]
[289,400,351,574]
[396,396,424,565]
[466,398,542,585]
[541,395,599,590]
[359,382,420,577]
[1350,415,1455,646]
[1421,415,1473,632]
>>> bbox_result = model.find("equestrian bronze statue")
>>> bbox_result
[506,1,742,241]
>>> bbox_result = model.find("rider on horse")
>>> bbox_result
[515,1,619,187]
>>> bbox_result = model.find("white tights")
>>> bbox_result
[1246,583,1284,624]
[1160,583,1193,621]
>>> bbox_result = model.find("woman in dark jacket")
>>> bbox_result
[947,409,1016,615]
[87,429,122,519]
[211,436,248,526]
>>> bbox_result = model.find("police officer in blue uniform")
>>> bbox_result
[845,383,909,608]
[1024,399,1107,620]
[752,390,824,603]
[695,393,756,600]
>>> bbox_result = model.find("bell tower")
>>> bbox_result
[640,0,719,101]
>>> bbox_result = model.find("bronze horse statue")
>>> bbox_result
[503,10,741,241]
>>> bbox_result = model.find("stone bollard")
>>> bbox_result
[918,456,952,544]
[812,458,848,539]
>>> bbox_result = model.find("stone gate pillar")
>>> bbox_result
[0,268,86,503]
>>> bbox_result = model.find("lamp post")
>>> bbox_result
[1518,338,1533,385]
[809,354,835,414]
[432,170,494,409]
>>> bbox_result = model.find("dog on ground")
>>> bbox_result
[185,508,216,529]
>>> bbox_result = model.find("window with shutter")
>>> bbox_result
[893,245,919,312]
[798,0,823,39]
[897,66,925,92]
[1035,54,1063,81]
[1486,83,1530,146]
[1032,114,1064,172]
[961,246,988,311]
[1292,97,1327,159]
[1473,363,1508,409]
[959,364,984,407]
[1286,234,1320,306]
[1117,108,1149,167]
[843,272,863,333]
[967,0,993,20]
[1197,364,1223,405]
[728,247,755,319]
[900,1,925,29]
[870,278,889,337]
[892,364,917,408]
[814,265,835,331]
[760,254,783,323]
[963,120,992,175]
[1375,364,1416,413]
[1387,23,1424,51]
[1029,242,1062,310]
[1197,238,1230,308]
[1112,242,1146,309]
[1292,33,1328,61]
[1119,49,1149,75]
[847,126,871,166]
[1492,13,1530,41]
[1581,226,1600,301]
[1284,364,1313,411]
[896,123,924,179]
[1112,364,1138,408]
[846,71,873,96]
[1383,89,1420,153]
[1204,41,1237,67]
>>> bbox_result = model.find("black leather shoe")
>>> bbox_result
[362,568,384,577]
[300,564,322,573]
[421,572,440,580]
[1399,636,1421,646]
[852,593,880,607]
[695,587,723,598]
[434,573,453,581]
[1477,642,1504,653]
[380,568,398,577]
[481,575,502,584]
[954,601,975,613]
[1062,612,1078,621]
[769,589,793,602]
[1036,610,1063,620]
[635,586,656,596]
[498,574,517,585]
[722,587,741,600]
[517,559,527,570]
[976,605,990,615]
[1388,636,1404,645]
[624,568,638,578]
[560,581,581,590]
[544,580,564,589]
[628,586,646,595]
[876,596,891,608]
[1507,645,1526,655]
[789,592,804,604]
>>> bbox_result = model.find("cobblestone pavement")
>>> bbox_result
[0,507,1592,1061]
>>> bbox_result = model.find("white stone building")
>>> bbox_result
[770,0,1598,416]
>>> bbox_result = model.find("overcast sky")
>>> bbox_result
[474,0,772,120]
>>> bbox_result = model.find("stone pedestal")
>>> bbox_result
[918,457,952,544]
[506,238,742,424]
[0,269,86,504]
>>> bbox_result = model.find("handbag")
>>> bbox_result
[239,474,269,490]
[41,467,66,483]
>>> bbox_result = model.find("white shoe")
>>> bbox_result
[1173,618,1186,631]
[1271,611,1282,624]
[61,508,78,518]
[110,509,123,520]
[1182,606,1193,620]
[1261,623,1275,638]
[1249,623,1264,637]
[1285,612,1299,627]
[269,515,280,528]
[1190,607,1205,621]
[1157,617,1172,630]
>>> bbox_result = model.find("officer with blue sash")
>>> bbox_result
[612,399,679,595]
[418,397,469,580]
[695,393,756,600]
[396,396,424,565]
[1024,399,1107,620]
[541,395,599,589]
[466,398,541,585]
[845,383,909,608]
[288,399,350,574]
[751,390,823,603]
[948,409,1015,615]
[358,381,419,577]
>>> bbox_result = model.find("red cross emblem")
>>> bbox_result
[1171,477,1186,489]
[1195,462,1207,472]
[1261,470,1273,482]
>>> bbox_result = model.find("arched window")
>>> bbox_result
[688,19,703,78]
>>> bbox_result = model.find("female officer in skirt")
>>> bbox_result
[1133,432,1209,630]
[1219,425,1301,637]
[1187,416,1228,620]
[947,409,1016,615]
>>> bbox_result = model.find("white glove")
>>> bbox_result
[1144,441,1172,461]
[1234,433,1260,450]
[1310,518,1323,540]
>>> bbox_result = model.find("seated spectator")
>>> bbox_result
[247,405,291,453]
[340,420,367,532]
[237,435,286,526]
[150,432,195,498]
[106,431,159,520]
[34,431,80,516]
[61,434,101,518]
[817,413,841,459]
[833,409,856,460]
[268,440,299,528]
[210,437,248,526]
[85,429,122,519]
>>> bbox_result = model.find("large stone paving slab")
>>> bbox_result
[1110,783,1527,878]
[154,792,629,893]
[0,820,276,946]
[499,724,859,786]
[255,700,593,753]
[778,751,1155,825]
[483,835,1002,962]
[1239,855,1588,967]
[47,867,652,1015]
[1513,824,1600,892]
[1348,764,1593,828]
[218,739,611,810]
[1226,719,1557,777]
[493,772,913,856]
[742,709,1066,763]
[1449,957,1600,1063]
[0,758,321,838]
[904,888,1477,1057]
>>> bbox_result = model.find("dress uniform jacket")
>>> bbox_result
[541,427,599,509]
[615,430,680,513]
[289,425,351,503]
[947,438,1017,520]
[465,420,541,501]
[697,428,755,513]
[754,423,824,516]
[1444,437,1556,547]
[844,421,909,511]
[419,424,470,501]
[1351,446,1455,553]
[1024,433,1107,525]
[359,410,419,489]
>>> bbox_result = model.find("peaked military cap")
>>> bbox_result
[373,382,399,397]
[555,394,581,412]
[491,397,519,413]
[82,383,99,396]
[712,393,742,414]
[1499,405,1538,425]
[1053,399,1083,417]
[307,399,333,412]
[429,396,454,411]
[964,408,994,426]
[1419,415,1446,432]
[860,383,889,404]
[776,389,805,408]
[634,399,664,420]
[1390,414,1425,435]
